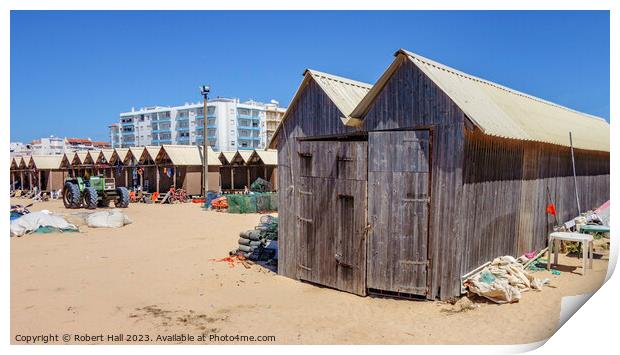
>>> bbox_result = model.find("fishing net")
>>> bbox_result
[250,177,272,192]
[225,194,257,214]
[225,193,278,214]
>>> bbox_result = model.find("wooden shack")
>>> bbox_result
[95,149,116,178]
[270,52,610,301]
[70,151,94,177]
[28,155,67,192]
[228,150,253,191]
[246,149,278,190]
[109,148,130,187]
[17,156,33,190]
[136,146,163,193]
[155,145,221,195]
[218,151,237,191]
[10,158,20,190]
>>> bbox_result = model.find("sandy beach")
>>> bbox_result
[10,198,609,345]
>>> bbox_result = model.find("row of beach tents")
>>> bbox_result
[10,145,277,196]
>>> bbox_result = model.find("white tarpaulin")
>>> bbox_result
[465,256,549,303]
[10,212,78,237]
[86,210,132,228]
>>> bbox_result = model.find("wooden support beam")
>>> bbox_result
[231,168,235,191]
[156,165,160,194]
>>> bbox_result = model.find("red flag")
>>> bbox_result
[546,203,557,216]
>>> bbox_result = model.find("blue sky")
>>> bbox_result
[10,10,609,143]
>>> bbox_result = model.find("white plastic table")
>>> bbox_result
[547,232,593,276]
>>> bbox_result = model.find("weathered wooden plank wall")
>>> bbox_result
[460,129,610,278]
[275,79,363,280]
[362,58,466,300]
[367,130,431,296]
[296,140,368,296]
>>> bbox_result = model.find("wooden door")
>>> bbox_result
[367,130,431,296]
[296,140,368,296]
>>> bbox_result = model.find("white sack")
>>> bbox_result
[10,212,78,237]
[465,255,549,304]
[86,210,132,228]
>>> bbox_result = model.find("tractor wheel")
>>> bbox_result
[115,187,130,208]
[83,187,98,210]
[63,182,81,209]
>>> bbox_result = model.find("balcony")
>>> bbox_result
[176,127,190,132]
[121,122,135,127]
[151,118,172,124]
[195,114,216,119]
[196,125,217,130]
[238,136,261,141]
[238,125,260,131]
[152,138,172,144]
[122,131,135,136]
[152,128,172,133]
[237,113,260,120]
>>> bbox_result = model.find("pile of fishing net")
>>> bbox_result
[464,256,550,303]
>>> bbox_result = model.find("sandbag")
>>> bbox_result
[86,210,133,228]
[10,212,78,237]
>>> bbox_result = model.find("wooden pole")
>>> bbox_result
[38,170,42,191]
[156,165,160,194]
[20,171,24,189]
[569,132,581,215]
[231,168,235,191]
[49,170,53,192]
[11,172,15,191]
[173,167,177,189]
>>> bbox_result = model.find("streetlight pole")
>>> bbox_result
[200,85,210,197]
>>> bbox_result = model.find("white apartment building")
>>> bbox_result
[110,98,286,151]
[10,136,110,157]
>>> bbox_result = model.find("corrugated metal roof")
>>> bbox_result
[249,149,278,165]
[352,49,609,152]
[231,150,253,164]
[60,153,72,168]
[29,155,63,170]
[98,149,115,163]
[159,145,221,166]
[139,146,163,163]
[268,69,372,148]
[71,152,90,164]
[126,147,143,163]
[112,148,129,164]
[307,69,373,118]
[18,156,30,169]
[219,151,237,165]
